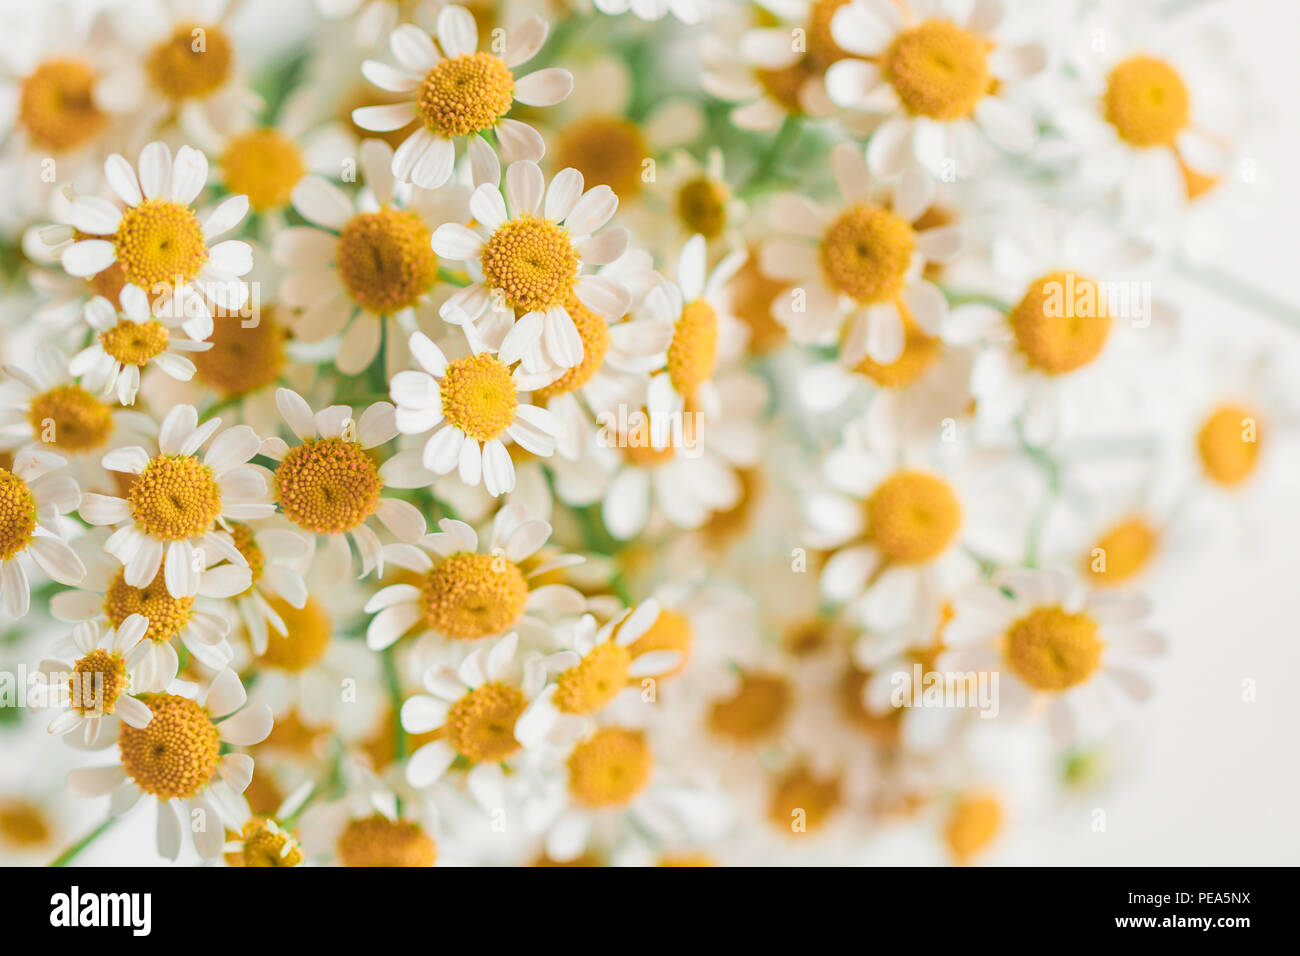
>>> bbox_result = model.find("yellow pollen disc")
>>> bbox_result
[480,215,579,314]
[193,310,288,398]
[420,552,530,640]
[782,618,831,657]
[820,203,916,304]
[618,409,682,468]
[1010,270,1112,375]
[260,596,331,672]
[146,23,234,101]
[853,311,941,387]
[807,0,853,69]
[445,682,527,763]
[840,667,902,743]
[534,297,610,401]
[555,116,648,200]
[619,609,691,677]
[757,60,815,114]
[228,523,263,591]
[728,253,786,353]
[104,567,195,642]
[1086,517,1158,586]
[1003,605,1103,691]
[0,468,39,561]
[418,51,514,137]
[554,641,631,715]
[128,455,222,542]
[1197,404,1260,487]
[866,470,962,564]
[667,300,719,404]
[338,814,436,867]
[112,200,209,292]
[768,766,840,833]
[439,354,519,441]
[118,693,220,800]
[657,853,718,867]
[27,385,114,453]
[336,208,437,314]
[708,672,792,742]
[676,178,730,239]
[88,261,128,304]
[1104,55,1190,148]
[533,852,603,867]
[883,19,992,121]
[220,129,306,213]
[944,792,1002,864]
[226,818,303,867]
[18,58,106,152]
[274,438,383,535]
[0,801,51,848]
[69,648,128,714]
[98,319,170,367]
[567,727,652,808]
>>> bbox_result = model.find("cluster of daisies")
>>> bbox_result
[0,0,1282,867]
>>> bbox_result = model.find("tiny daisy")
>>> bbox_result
[78,403,274,599]
[39,617,154,750]
[354,6,573,189]
[0,447,84,618]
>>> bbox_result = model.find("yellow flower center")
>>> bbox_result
[104,567,195,643]
[555,116,648,200]
[118,693,220,799]
[1010,271,1112,375]
[657,853,719,867]
[0,801,51,847]
[554,641,631,715]
[445,681,527,763]
[807,0,853,69]
[259,596,331,672]
[728,253,786,353]
[274,438,383,535]
[18,58,106,152]
[883,19,992,120]
[534,298,611,401]
[708,672,792,742]
[146,23,234,101]
[219,129,306,213]
[418,51,515,137]
[439,354,519,441]
[480,215,579,314]
[228,523,263,591]
[676,178,729,239]
[1086,517,1158,586]
[1104,55,1190,148]
[667,300,719,404]
[0,469,38,561]
[128,455,222,541]
[99,319,170,367]
[337,208,437,314]
[757,60,816,114]
[69,648,128,714]
[567,727,652,808]
[619,608,691,677]
[27,385,114,454]
[820,204,916,304]
[338,814,436,867]
[226,818,303,867]
[840,667,902,743]
[768,766,840,833]
[88,261,128,303]
[1003,606,1103,691]
[944,793,1002,864]
[1196,404,1260,487]
[618,409,685,468]
[853,311,940,386]
[193,310,288,398]
[866,470,962,564]
[420,552,530,640]
[112,200,209,293]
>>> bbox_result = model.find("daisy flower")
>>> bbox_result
[0,446,84,618]
[353,6,573,190]
[57,141,253,342]
[263,388,425,580]
[39,617,154,751]
[760,143,962,363]
[223,521,312,658]
[364,503,586,650]
[66,667,273,861]
[940,567,1165,745]
[78,403,274,599]
[825,0,1046,181]
[388,330,565,497]
[432,159,632,382]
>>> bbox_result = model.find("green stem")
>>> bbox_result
[741,116,800,197]
[1016,421,1060,569]
[49,816,118,867]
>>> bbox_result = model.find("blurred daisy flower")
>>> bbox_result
[0,447,84,618]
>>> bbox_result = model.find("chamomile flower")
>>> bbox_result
[353,6,573,189]
[825,0,1046,181]
[39,617,154,750]
[364,504,586,650]
[58,141,253,342]
[78,403,274,599]
[432,160,632,382]
[0,446,84,618]
[760,143,962,363]
[223,521,312,658]
[940,568,1165,745]
[262,388,426,579]
[66,667,273,861]
[221,781,313,867]
[388,330,565,497]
